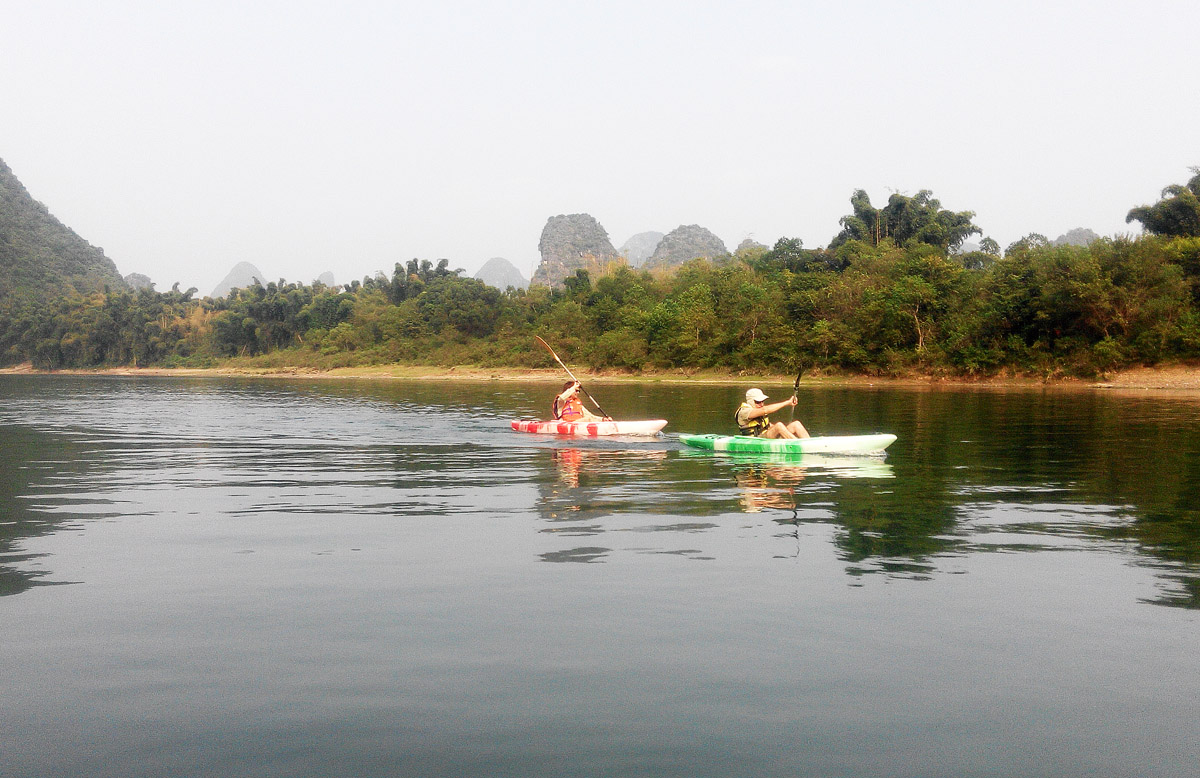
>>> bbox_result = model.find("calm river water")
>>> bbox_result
[1,374,1198,777]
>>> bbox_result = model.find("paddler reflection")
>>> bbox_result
[553,447,585,488]
[549,447,668,489]
[542,447,668,521]
[734,461,810,513]
[727,453,895,513]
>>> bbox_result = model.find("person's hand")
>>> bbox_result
[788,395,798,406]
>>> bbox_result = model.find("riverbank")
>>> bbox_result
[4,361,1200,392]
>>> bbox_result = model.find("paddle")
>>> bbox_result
[534,336,611,419]
[789,363,804,421]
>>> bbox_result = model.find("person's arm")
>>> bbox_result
[578,396,603,420]
[743,396,796,419]
[556,383,580,406]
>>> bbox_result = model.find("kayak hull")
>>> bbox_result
[511,419,668,436]
[679,432,896,455]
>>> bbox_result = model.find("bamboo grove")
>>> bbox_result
[3,175,1200,378]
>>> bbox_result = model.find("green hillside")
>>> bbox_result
[0,158,125,310]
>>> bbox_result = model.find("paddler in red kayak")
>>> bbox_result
[735,387,810,439]
[553,381,611,422]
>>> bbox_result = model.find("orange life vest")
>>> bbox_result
[553,395,586,421]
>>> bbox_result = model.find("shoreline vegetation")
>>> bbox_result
[4,361,1200,393]
[6,175,1200,389]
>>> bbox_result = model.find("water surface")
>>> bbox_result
[1,375,1198,777]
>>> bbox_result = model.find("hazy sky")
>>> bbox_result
[5,0,1198,296]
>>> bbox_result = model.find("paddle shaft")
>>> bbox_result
[789,364,803,421]
[534,336,610,418]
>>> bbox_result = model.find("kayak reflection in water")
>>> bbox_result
[736,388,810,439]
[553,381,610,422]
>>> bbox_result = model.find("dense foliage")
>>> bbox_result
[4,174,1200,378]
[830,189,980,253]
[1127,168,1200,238]
[4,232,1200,378]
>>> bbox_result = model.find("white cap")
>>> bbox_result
[745,388,768,402]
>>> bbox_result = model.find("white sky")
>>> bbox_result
[4,0,1197,296]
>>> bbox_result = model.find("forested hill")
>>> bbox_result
[0,158,125,309]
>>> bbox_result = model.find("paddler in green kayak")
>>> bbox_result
[736,387,810,439]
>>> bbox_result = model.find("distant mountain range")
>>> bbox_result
[210,262,267,299]
[529,216,734,287]
[643,225,728,270]
[1051,228,1101,247]
[532,213,620,287]
[0,157,124,307]
[2,156,1116,308]
[474,257,528,290]
[620,231,664,268]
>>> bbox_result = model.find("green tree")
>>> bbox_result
[1127,168,1200,237]
[416,277,505,339]
[831,189,981,253]
[1005,233,1050,256]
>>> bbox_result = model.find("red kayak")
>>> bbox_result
[510,419,668,436]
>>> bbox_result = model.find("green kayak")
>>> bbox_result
[679,432,896,456]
